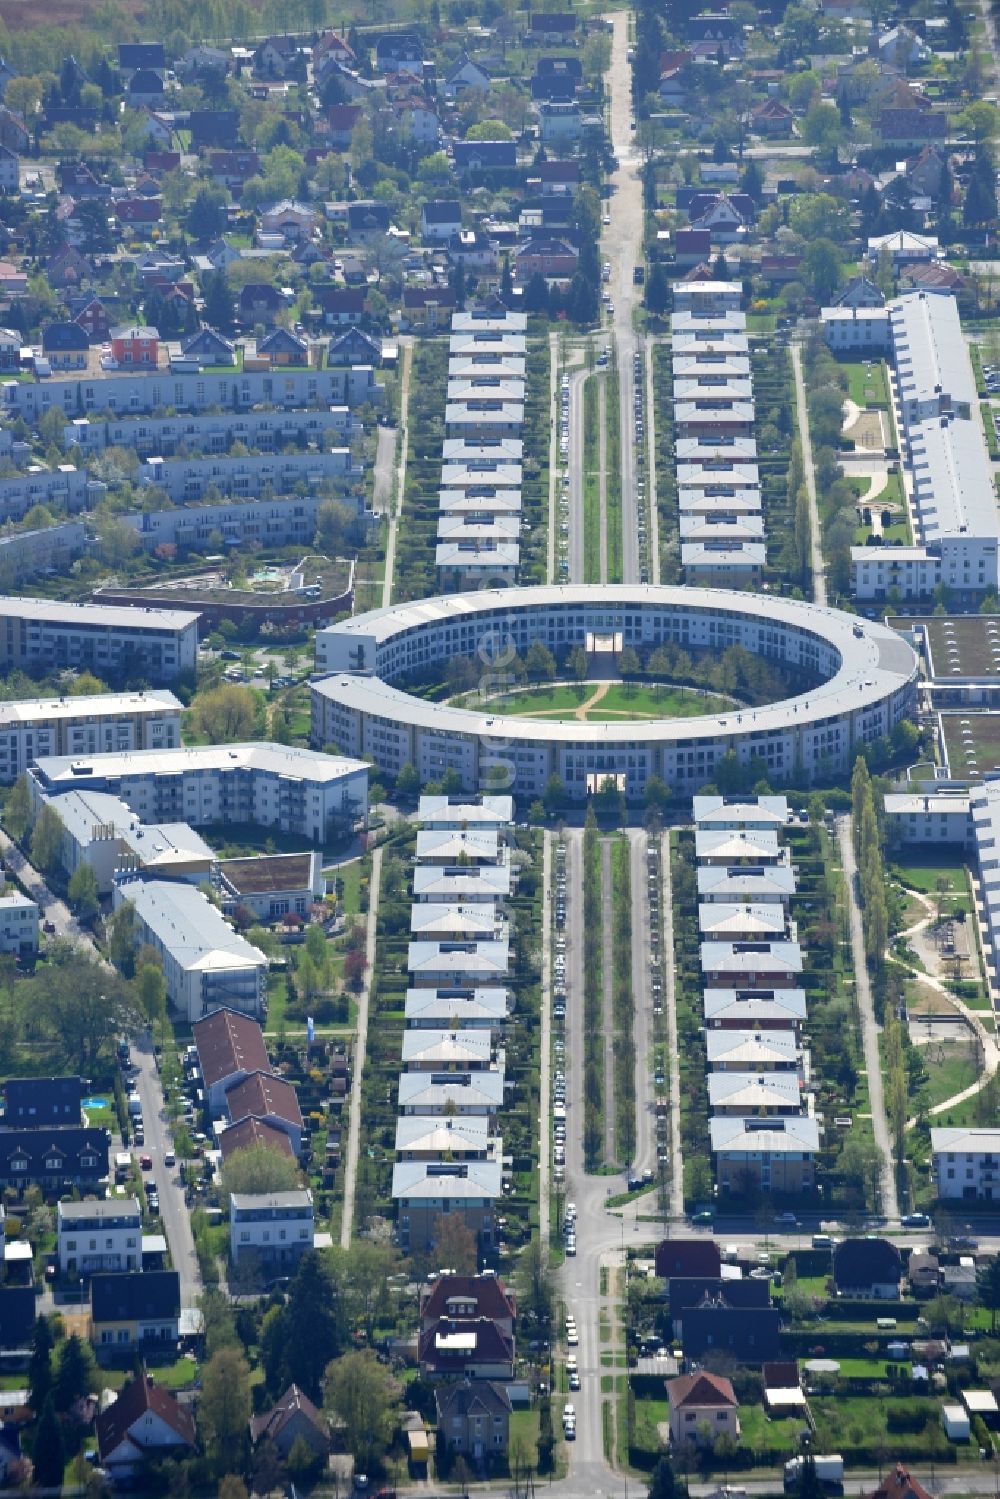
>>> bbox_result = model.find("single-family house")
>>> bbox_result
[109,325,159,368]
[833,1238,902,1299]
[253,35,302,78]
[442,57,491,98]
[752,97,794,137]
[422,199,463,242]
[375,31,424,75]
[250,1384,329,1460]
[126,70,166,107]
[435,1381,511,1463]
[95,1377,195,1482]
[666,1372,740,1448]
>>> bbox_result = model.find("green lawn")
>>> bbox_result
[891,857,969,896]
[918,1041,981,1110]
[466,680,731,721]
[509,1408,541,1467]
[845,359,890,409]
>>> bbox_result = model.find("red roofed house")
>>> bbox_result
[863,1467,935,1499]
[250,1384,329,1461]
[225,1070,303,1153]
[418,1317,514,1380]
[193,1007,270,1113]
[109,325,159,367]
[208,150,260,190]
[419,1271,517,1337]
[219,1114,295,1163]
[96,1377,196,1482]
[327,105,362,148]
[115,197,163,226]
[667,1371,740,1448]
[752,97,794,137]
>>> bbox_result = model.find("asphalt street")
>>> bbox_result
[130,1029,203,1312]
[603,9,645,587]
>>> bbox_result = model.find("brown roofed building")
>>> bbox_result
[667,1371,740,1447]
[420,1271,516,1335]
[225,1071,303,1153]
[194,1008,270,1113]
[863,1467,935,1499]
[250,1383,329,1459]
[418,1316,514,1380]
[96,1376,195,1481]
[219,1114,295,1163]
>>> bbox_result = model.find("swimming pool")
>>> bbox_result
[81,1096,108,1110]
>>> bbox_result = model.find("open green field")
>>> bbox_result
[467,680,731,721]
[891,855,969,896]
[917,1039,981,1110]
[844,359,890,409]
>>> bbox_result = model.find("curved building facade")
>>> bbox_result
[311,586,918,800]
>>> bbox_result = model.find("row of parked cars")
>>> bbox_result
[552,842,568,1189]
[632,349,650,585]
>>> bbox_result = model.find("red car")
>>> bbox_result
[139,1153,152,1171]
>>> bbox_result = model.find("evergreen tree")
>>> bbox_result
[32,1394,64,1487]
[27,1316,53,1413]
[202,271,237,332]
[54,1333,94,1412]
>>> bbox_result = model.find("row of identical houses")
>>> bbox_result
[438,311,527,590]
[670,286,764,590]
[693,795,821,1195]
[391,795,515,1257]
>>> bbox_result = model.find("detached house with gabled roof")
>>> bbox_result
[667,1371,740,1448]
[96,1375,195,1481]
[250,1384,329,1460]
[436,1381,511,1463]
[422,199,463,242]
[443,56,491,98]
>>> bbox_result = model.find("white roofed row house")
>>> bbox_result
[392,795,514,1259]
[691,796,820,1196]
[439,312,526,590]
[669,294,765,590]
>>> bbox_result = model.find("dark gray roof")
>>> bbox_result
[91,1270,180,1323]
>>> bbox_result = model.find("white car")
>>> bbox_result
[566,1327,579,1346]
[563,1403,576,1423]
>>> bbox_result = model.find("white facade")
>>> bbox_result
[852,294,999,602]
[311,586,918,801]
[29,742,368,845]
[123,497,323,551]
[0,689,181,784]
[41,788,214,894]
[820,307,892,353]
[65,408,354,457]
[0,464,92,522]
[1,364,383,420]
[112,877,268,1023]
[0,597,198,683]
[672,282,744,316]
[884,792,972,846]
[58,1198,141,1273]
[230,1189,314,1264]
[138,448,357,504]
[931,1127,1000,1201]
[0,892,37,954]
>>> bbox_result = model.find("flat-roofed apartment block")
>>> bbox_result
[0,690,182,784]
[0,894,38,955]
[0,598,198,684]
[58,1198,141,1274]
[930,1127,1000,1200]
[230,1189,314,1266]
[28,743,368,845]
[40,788,215,894]
[112,877,267,1023]
[849,294,999,603]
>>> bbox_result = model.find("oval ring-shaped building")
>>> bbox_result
[311,585,918,800]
